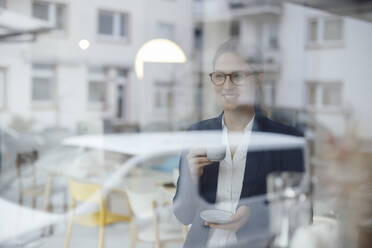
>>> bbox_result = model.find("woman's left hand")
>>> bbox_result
[205,205,250,232]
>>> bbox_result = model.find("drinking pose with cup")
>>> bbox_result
[173,39,304,248]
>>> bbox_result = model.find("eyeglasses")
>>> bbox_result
[209,71,256,86]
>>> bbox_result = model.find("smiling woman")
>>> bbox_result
[211,39,265,112]
[173,39,305,248]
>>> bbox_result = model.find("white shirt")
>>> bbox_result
[207,115,255,247]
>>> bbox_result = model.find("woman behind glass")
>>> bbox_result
[173,39,304,248]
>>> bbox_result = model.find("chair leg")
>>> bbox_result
[130,238,136,248]
[63,190,68,212]
[98,199,106,248]
[98,226,105,248]
[64,217,73,248]
[154,241,161,248]
[129,222,136,248]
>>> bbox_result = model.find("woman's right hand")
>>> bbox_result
[186,148,213,179]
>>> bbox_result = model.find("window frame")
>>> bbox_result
[31,63,56,108]
[156,22,176,41]
[306,81,343,111]
[87,67,108,109]
[97,8,131,44]
[306,16,344,49]
[32,0,68,33]
[153,81,174,112]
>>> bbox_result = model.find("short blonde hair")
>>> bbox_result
[213,38,264,73]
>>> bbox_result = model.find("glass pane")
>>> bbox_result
[119,68,126,77]
[157,23,175,40]
[56,4,66,30]
[194,27,202,49]
[0,0,4,8]
[32,77,52,101]
[167,91,173,108]
[309,19,318,41]
[32,1,49,21]
[269,23,279,49]
[98,10,114,35]
[2,1,372,247]
[308,84,317,105]
[89,81,105,102]
[32,64,54,71]
[230,21,240,37]
[322,84,341,105]
[324,19,342,41]
[120,14,127,37]
[155,91,162,108]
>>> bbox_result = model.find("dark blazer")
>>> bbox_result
[173,111,304,248]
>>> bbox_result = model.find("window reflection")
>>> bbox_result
[0,0,372,247]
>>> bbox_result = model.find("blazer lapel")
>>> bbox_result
[200,112,223,204]
[240,114,265,199]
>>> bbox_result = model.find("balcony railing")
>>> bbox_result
[193,0,282,23]
[229,0,282,9]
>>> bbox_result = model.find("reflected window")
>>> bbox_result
[154,82,174,110]
[257,21,279,50]
[306,82,342,108]
[308,84,317,106]
[307,17,343,46]
[230,21,240,38]
[0,0,5,8]
[309,19,318,42]
[115,68,127,119]
[322,84,341,106]
[324,19,343,41]
[157,23,175,41]
[263,80,275,107]
[194,27,203,50]
[32,64,55,102]
[88,68,106,104]
[0,68,5,109]
[98,10,129,41]
[32,1,67,31]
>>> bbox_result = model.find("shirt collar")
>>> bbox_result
[221,114,255,133]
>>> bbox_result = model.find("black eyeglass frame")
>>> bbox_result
[208,71,259,86]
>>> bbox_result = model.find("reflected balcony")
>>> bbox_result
[229,0,283,17]
[194,0,282,23]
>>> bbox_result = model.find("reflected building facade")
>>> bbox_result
[0,0,194,133]
[193,0,372,143]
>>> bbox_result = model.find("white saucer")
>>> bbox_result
[200,209,233,224]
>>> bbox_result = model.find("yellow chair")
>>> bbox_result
[64,180,131,248]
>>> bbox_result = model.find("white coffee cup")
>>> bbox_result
[206,146,226,161]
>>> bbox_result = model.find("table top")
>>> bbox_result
[35,146,174,194]
[62,131,306,156]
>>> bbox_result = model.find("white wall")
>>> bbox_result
[0,42,32,127]
[278,3,307,109]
